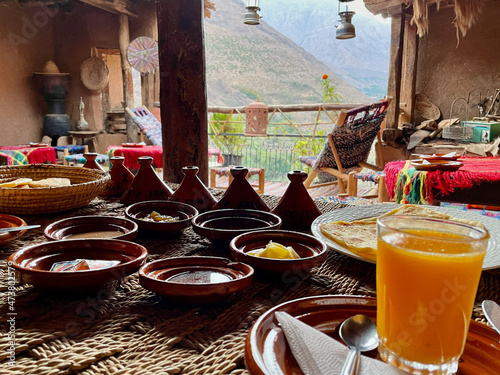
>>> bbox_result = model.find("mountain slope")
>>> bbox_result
[259,0,391,99]
[204,0,370,107]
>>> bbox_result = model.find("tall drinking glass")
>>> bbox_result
[376,216,489,375]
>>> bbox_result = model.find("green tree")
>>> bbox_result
[209,112,247,156]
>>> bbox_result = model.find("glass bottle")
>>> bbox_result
[120,156,173,205]
[170,166,217,212]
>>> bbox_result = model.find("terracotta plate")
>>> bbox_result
[121,143,145,148]
[412,153,462,161]
[139,256,254,304]
[8,239,148,292]
[29,142,49,147]
[44,215,139,241]
[245,295,500,375]
[410,160,463,171]
[0,213,28,245]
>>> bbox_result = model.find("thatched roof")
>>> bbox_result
[363,0,483,38]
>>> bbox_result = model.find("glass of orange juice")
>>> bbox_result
[376,215,489,374]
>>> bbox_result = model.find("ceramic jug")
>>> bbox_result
[272,170,321,230]
[120,156,173,205]
[102,156,134,197]
[170,166,217,212]
[82,153,106,173]
[212,166,269,211]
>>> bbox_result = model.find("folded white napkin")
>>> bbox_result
[275,311,408,375]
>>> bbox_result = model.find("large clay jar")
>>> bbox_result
[82,153,106,172]
[272,170,321,230]
[170,166,217,212]
[212,166,269,211]
[120,156,173,206]
[102,156,134,197]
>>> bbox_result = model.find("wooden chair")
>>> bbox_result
[302,99,391,202]
[124,106,162,146]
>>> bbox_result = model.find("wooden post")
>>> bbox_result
[400,14,419,125]
[119,14,138,143]
[157,0,209,184]
[383,6,405,146]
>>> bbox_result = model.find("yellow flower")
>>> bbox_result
[322,74,329,80]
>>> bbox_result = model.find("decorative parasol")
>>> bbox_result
[127,36,159,75]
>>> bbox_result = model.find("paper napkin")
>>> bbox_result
[275,311,408,375]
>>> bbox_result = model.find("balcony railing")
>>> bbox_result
[208,102,366,181]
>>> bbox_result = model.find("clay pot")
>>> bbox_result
[211,166,269,211]
[102,156,134,197]
[83,153,106,173]
[170,166,217,212]
[271,170,321,230]
[120,156,173,206]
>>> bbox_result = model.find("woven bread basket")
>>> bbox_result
[0,165,110,215]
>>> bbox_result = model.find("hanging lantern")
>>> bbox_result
[244,0,260,25]
[336,11,356,39]
[245,100,268,137]
[335,0,355,40]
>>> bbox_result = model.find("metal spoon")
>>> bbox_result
[339,314,379,375]
[0,225,41,233]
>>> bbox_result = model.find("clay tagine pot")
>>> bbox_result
[103,156,134,197]
[120,156,173,206]
[211,166,269,212]
[82,153,106,173]
[271,170,321,230]
[170,166,217,212]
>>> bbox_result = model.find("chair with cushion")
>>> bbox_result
[301,99,391,202]
[125,106,162,146]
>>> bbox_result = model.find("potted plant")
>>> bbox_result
[209,113,247,166]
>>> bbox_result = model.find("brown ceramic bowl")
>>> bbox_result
[44,216,138,241]
[125,200,198,235]
[229,230,327,278]
[8,239,148,292]
[139,256,254,304]
[192,209,282,242]
[0,213,28,245]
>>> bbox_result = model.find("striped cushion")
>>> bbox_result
[213,166,263,176]
[65,154,108,165]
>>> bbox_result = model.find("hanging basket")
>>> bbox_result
[80,47,109,92]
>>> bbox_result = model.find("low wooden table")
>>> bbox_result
[68,130,99,152]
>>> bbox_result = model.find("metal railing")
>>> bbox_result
[208,102,366,181]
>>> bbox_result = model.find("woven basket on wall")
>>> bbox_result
[0,165,110,215]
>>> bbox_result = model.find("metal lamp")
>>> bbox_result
[244,0,260,25]
[336,11,356,39]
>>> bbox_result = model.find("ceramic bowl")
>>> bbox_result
[125,200,198,235]
[191,209,282,242]
[44,215,138,241]
[0,213,28,245]
[139,256,254,304]
[229,230,328,278]
[8,239,148,292]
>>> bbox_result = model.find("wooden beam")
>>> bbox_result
[383,6,405,146]
[119,13,137,143]
[208,103,363,114]
[79,0,137,17]
[157,0,209,184]
[400,14,419,125]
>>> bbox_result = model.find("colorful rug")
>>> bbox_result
[385,157,500,204]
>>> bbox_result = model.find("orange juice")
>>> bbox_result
[376,217,489,374]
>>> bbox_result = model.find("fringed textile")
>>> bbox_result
[385,156,500,204]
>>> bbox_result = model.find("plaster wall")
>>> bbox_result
[416,1,500,122]
[0,1,55,145]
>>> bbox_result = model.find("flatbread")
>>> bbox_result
[0,178,33,188]
[319,204,486,261]
[27,178,71,188]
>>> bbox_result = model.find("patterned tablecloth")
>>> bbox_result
[0,190,498,374]
[107,146,224,170]
[0,146,57,165]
